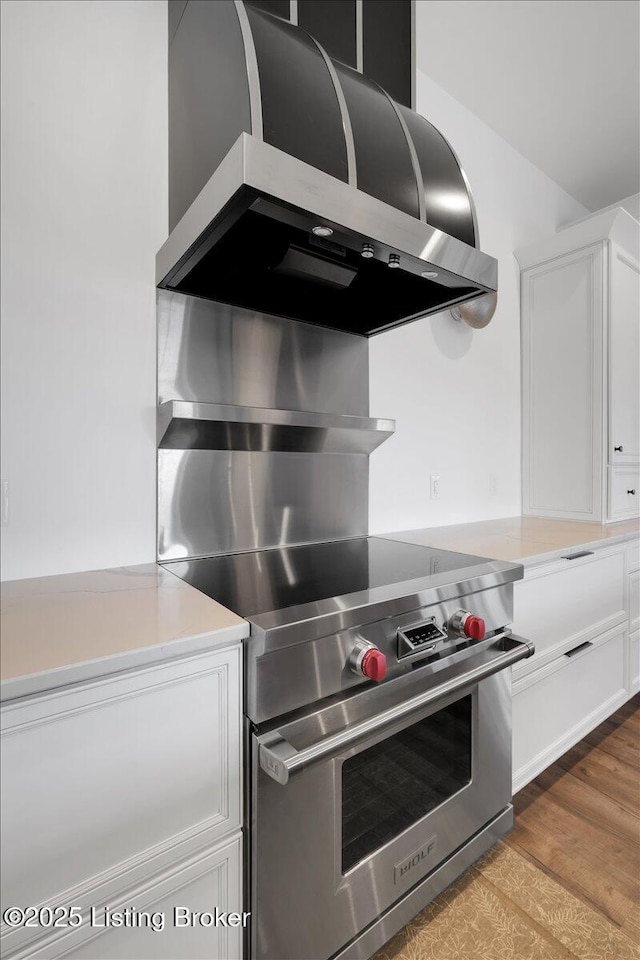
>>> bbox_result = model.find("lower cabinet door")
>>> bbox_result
[512,627,627,793]
[29,836,243,960]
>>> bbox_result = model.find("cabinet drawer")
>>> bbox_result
[0,647,242,918]
[17,835,243,960]
[57,836,243,960]
[512,627,626,792]
[513,547,625,676]
[608,467,640,520]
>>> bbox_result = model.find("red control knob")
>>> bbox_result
[464,615,486,642]
[361,648,387,682]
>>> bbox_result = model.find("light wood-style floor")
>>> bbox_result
[373,695,640,960]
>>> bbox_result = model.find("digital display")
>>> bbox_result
[402,620,447,648]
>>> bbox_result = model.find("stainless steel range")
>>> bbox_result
[164,535,533,960]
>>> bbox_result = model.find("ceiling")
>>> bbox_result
[415,0,640,211]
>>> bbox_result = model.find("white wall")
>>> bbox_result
[1,0,167,580]
[368,62,588,536]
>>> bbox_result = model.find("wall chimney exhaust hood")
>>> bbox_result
[157,0,497,337]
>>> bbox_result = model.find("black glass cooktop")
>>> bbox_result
[163,536,492,620]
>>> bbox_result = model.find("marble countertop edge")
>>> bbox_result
[0,620,248,705]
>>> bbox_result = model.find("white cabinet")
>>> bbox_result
[0,643,243,960]
[609,244,640,464]
[518,207,639,522]
[511,539,637,793]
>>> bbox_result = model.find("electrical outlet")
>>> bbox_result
[430,475,440,499]
[489,474,497,497]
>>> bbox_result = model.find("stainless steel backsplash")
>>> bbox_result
[157,291,371,560]
[158,291,368,412]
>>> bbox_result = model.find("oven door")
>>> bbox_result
[250,633,532,960]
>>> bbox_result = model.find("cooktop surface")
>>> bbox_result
[162,536,496,620]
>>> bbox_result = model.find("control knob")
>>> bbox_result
[449,610,486,642]
[349,640,387,682]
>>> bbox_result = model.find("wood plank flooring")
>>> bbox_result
[372,695,640,960]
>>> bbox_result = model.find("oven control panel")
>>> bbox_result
[397,618,448,659]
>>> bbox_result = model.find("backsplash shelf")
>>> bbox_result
[157,401,395,454]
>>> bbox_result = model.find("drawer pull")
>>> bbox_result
[628,489,636,496]
[561,551,594,560]
[614,445,623,452]
[565,641,593,658]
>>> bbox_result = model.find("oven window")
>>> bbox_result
[341,696,472,872]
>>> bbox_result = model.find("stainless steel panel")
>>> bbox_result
[156,134,498,292]
[157,290,369,415]
[157,400,394,453]
[168,0,188,45]
[164,544,523,720]
[246,4,350,184]
[250,669,513,960]
[246,561,520,645]
[258,633,533,783]
[332,60,420,219]
[384,92,427,222]
[396,103,477,248]
[157,449,369,560]
[242,578,517,722]
[169,1,253,230]
[164,537,510,619]
[234,0,264,140]
[333,806,513,960]
[164,535,520,630]
[309,37,357,186]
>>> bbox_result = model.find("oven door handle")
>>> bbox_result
[258,633,534,785]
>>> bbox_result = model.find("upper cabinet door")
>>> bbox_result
[609,244,640,464]
[522,243,605,521]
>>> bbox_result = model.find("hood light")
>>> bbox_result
[421,270,439,279]
[388,254,400,268]
[361,242,374,258]
[312,225,333,237]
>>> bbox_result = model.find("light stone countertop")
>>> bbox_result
[384,516,640,567]
[0,563,248,702]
